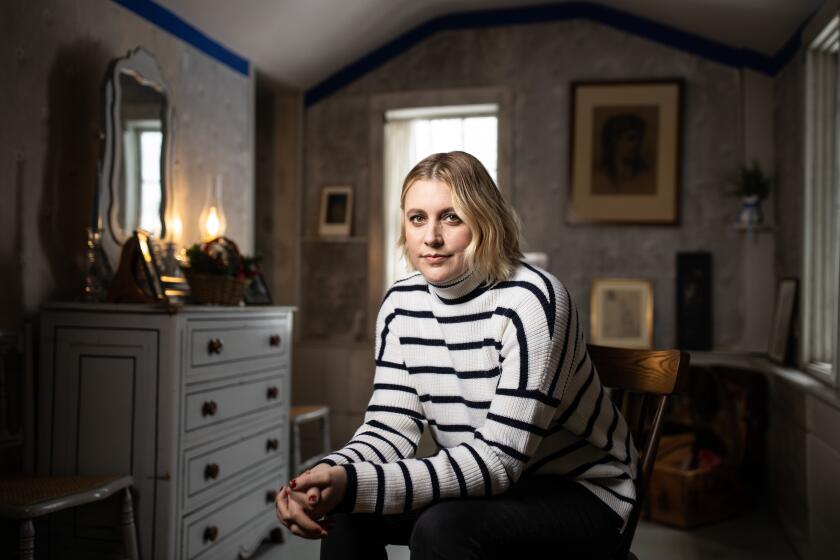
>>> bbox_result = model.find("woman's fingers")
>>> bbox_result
[275,487,293,526]
[290,469,331,491]
[305,486,320,506]
[286,490,327,538]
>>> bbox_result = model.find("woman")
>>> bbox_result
[277,151,637,559]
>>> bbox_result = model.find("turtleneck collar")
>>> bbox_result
[426,271,488,303]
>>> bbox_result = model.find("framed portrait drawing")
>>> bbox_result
[569,80,682,224]
[591,278,654,349]
[318,185,354,237]
[768,278,797,363]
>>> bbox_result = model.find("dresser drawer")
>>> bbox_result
[185,422,284,510]
[185,372,285,433]
[189,317,290,370]
[184,473,282,560]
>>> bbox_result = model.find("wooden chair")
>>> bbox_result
[290,405,332,474]
[0,474,140,560]
[587,344,690,560]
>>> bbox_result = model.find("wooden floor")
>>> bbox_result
[256,503,798,560]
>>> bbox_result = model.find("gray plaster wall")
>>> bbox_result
[0,0,255,330]
[302,19,746,349]
[774,51,805,280]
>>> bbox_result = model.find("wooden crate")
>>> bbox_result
[646,435,741,528]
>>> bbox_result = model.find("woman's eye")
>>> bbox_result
[408,214,425,224]
[443,213,462,224]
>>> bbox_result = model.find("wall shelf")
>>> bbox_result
[301,236,368,243]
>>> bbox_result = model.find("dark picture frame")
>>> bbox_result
[134,229,165,300]
[768,278,798,364]
[568,79,683,224]
[244,273,272,305]
[318,185,354,236]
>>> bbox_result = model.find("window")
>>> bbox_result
[802,16,840,385]
[122,120,163,236]
[382,105,498,288]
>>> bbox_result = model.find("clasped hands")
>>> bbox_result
[275,464,347,539]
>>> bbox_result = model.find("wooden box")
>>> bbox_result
[647,435,741,528]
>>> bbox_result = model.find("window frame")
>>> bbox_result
[367,88,513,336]
[801,10,840,389]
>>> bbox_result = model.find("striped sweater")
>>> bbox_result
[317,263,638,524]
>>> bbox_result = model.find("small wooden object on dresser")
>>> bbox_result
[38,303,294,559]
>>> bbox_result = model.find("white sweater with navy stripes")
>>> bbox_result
[317,263,638,524]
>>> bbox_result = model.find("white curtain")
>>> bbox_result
[803,24,839,383]
[384,120,414,287]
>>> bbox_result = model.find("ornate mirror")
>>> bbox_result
[98,47,173,267]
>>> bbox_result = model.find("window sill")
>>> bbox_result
[690,350,840,411]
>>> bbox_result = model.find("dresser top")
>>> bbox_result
[42,302,297,315]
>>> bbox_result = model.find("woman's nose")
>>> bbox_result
[423,221,443,247]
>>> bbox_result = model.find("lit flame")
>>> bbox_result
[205,207,221,238]
[171,214,183,244]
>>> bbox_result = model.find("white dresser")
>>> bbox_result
[37,303,293,559]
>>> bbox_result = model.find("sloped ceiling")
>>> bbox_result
[156,0,823,89]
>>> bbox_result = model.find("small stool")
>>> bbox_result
[290,405,331,474]
[0,474,139,560]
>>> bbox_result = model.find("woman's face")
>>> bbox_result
[403,179,473,285]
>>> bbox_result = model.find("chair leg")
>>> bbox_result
[20,519,34,560]
[292,421,302,474]
[121,488,140,560]
[321,412,331,459]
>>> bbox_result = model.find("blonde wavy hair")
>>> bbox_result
[399,151,523,284]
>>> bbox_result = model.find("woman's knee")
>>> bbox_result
[410,502,480,559]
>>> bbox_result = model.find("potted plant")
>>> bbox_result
[726,161,771,229]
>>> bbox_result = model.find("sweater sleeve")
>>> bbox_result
[340,283,583,515]
[313,297,425,471]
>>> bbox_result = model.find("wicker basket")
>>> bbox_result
[187,273,247,305]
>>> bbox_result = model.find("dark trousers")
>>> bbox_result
[320,476,625,560]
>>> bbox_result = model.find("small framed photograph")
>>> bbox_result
[591,278,654,349]
[768,278,797,363]
[134,229,165,300]
[244,273,273,305]
[318,185,354,236]
[569,80,682,224]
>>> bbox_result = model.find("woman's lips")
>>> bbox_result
[422,255,449,264]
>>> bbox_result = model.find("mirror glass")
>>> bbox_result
[117,70,165,237]
[99,47,172,268]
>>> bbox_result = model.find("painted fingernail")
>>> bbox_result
[308,495,317,503]
[290,479,297,489]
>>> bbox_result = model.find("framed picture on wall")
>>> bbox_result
[568,80,683,224]
[768,278,797,363]
[590,278,654,349]
[318,185,354,237]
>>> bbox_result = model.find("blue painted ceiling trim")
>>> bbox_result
[305,1,805,107]
[111,0,249,76]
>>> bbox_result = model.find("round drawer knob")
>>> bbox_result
[266,438,279,452]
[204,525,219,543]
[269,334,282,347]
[202,401,218,417]
[204,463,220,480]
[207,338,224,355]
[267,386,279,400]
[266,490,278,503]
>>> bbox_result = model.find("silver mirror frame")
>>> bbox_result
[98,46,173,268]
